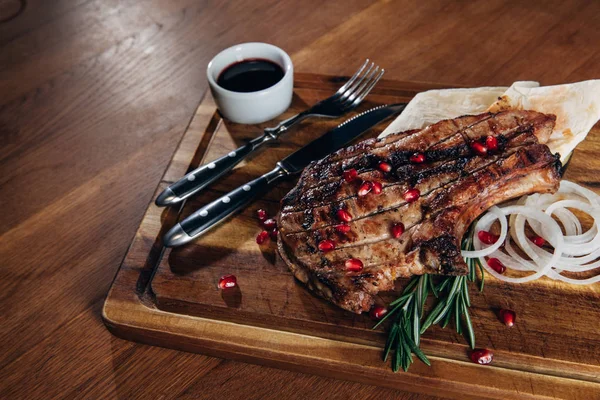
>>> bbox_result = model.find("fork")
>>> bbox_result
[155,60,385,207]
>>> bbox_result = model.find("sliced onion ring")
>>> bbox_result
[461,180,600,285]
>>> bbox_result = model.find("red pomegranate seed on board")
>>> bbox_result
[486,135,498,151]
[256,208,268,221]
[345,258,364,272]
[378,162,392,172]
[358,181,372,196]
[403,188,420,203]
[391,223,405,238]
[269,228,278,240]
[487,258,506,274]
[478,230,499,245]
[471,141,488,156]
[334,223,351,234]
[370,306,388,320]
[218,274,237,289]
[337,209,352,222]
[410,152,425,163]
[470,349,493,365]
[499,309,516,327]
[318,240,336,252]
[344,168,358,182]
[263,218,277,230]
[256,230,269,245]
[372,181,383,194]
[531,236,545,247]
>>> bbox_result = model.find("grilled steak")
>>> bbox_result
[277,110,562,314]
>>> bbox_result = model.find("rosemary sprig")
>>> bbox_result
[376,225,484,372]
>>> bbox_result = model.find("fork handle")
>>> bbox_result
[263,109,312,137]
[155,134,275,206]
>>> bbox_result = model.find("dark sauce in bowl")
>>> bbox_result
[217,59,285,93]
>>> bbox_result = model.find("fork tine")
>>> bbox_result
[335,59,370,97]
[341,65,379,106]
[339,62,375,102]
[347,68,385,109]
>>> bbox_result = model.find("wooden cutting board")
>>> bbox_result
[103,73,600,400]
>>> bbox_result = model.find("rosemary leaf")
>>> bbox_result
[441,305,453,328]
[383,323,399,361]
[454,291,462,335]
[462,278,471,308]
[462,301,476,349]
[403,324,431,366]
[428,274,439,298]
[478,259,485,292]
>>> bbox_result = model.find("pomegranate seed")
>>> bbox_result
[470,141,488,156]
[410,152,425,163]
[470,349,493,365]
[403,188,420,203]
[256,230,269,245]
[486,135,498,151]
[372,181,383,195]
[335,223,351,234]
[370,305,388,320]
[343,168,358,182]
[499,309,516,327]
[358,181,372,196]
[263,218,277,230]
[378,162,392,172]
[218,274,237,289]
[336,209,352,222]
[269,228,278,240]
[478,230,499,245]
[345,258,364,272]
[256,208,268,221]
[531,236,545,247]
[318,239,336,252]
[391,222,405,238]
[487,258,506,274]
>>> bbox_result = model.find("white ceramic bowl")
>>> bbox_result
[207,42,294,124]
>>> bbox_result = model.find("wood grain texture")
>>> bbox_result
[2,1,600,399]
[104,75,600,399]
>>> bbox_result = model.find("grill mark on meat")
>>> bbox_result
[277,110,561,314]
[281,131,541,235]
[288,146,559,268]
[282,111,553,213]
[290,114,494,192]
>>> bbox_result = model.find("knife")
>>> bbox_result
[163,103,407,248]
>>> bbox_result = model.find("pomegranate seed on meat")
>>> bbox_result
[486,135,498,151]
[470,141,488,156]
[345,258,364,272]
[318,240,336,252]
[372,181,383,195]
[358,181,372,196]
[378,162,392,172]
[335,224,351,234]
[218,274,237,289]
[410,152,425,163]
[391,223,405,238]
[403,188,420,203]
[269,228,278,240]
[343,168,358,182]
[336,209,352,222]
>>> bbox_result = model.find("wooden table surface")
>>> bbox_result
[1,1,599,399]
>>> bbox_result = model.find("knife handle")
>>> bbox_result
[155,134,276,207]
[163,165,288,247]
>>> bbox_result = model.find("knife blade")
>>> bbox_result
[163,103,406,248]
